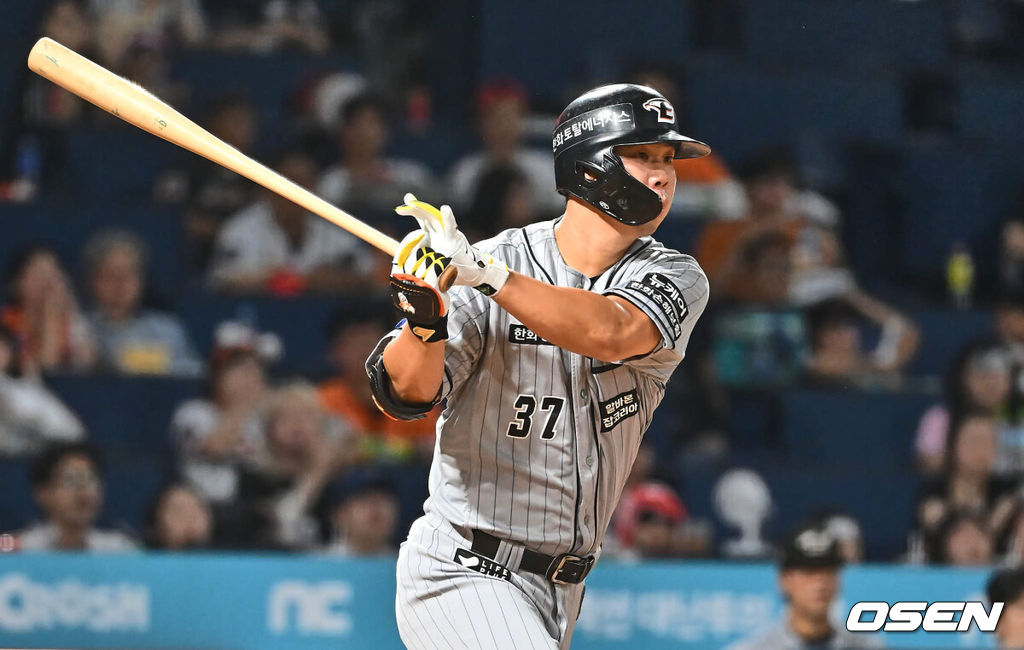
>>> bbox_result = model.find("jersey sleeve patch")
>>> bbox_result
[622,272,688,340]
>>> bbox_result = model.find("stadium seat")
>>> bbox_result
[170,52,355,130]
[765,467,918,560]
[726,390,782,450]
[896,142,1024,286]
[780,389,934,470]
[0,453,169,536]
[0,459,38,531]
[59,127,180,201]
[655,217,708,257]
[388,126,474,177]
[959,76,1024,144]
[176,292,385,374]
[686,58,903,164]
[0,205,63,301]
[48,375,203,454]
[64,202,187,300]
[739,0,949,69]
[101,454,174,533]
[0,200,187,301]
[478,0,693,100]
[905,309,993,377]
[678,461,918,561]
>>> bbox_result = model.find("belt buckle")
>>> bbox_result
[547,554,594,585]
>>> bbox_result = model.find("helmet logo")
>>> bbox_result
[642,98,675,124]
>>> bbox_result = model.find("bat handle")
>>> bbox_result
[439,266,458,292]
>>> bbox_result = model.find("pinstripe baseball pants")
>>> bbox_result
[396,509,586,649]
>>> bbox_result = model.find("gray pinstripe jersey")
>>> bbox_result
[378,218,708,557]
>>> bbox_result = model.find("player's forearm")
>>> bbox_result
[493,272,643,362]
[381,325,445,403]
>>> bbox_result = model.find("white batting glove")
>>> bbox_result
[395,193,510,296]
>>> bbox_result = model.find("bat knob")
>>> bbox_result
[439,266,458,292]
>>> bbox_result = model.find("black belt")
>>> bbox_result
[471,529,595,585]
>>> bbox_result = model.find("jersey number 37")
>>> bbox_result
[506,395,565,440]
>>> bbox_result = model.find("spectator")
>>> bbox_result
[611,481,708,559]
[317,94,437,219]
[709,232,809,387]
[624,62,745,218]
[934,511,994,566]
[994,291,1024,422]
[323,469,399,557]
[697,148,849,305]
[209,150,376,294]
[802,293,920,389]
[917,412,1017,557]
[84,229,201,376]
[20,0,95,128]
[996,291,1024,363]
[237,381,356,549]
[112,34,189,111]
[207,0,328,54]
[154,94,260,271]
[1,245,96,373]
[463,164,537,241]
[18,442,138,552]
[0,324,85,457]
[447,81,562,218]
[915,343,1012,475]
[144,483,213,550]
[1,0,98,199]
[726,230,794,307]
[727,523,882,649]
[1000,217,1024,297]
[90,0,207,66]
[987,568,1024,648]
[319,307,436,462]
[170,321,278,505]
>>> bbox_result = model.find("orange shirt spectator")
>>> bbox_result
[319,311,436,462]
[1,245,95,373]
[673,154,732,185]
[319,378,436,442]
[696,216,805,282]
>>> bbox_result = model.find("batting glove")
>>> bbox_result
[396,193,510,296]
[390,230,452,343]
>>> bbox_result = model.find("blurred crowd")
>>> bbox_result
[4,0,1024,572]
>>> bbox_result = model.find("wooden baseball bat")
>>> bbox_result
[26,37,456,289]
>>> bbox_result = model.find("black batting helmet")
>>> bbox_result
[553,84,710,225]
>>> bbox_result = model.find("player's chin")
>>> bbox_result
[636,202,672,236]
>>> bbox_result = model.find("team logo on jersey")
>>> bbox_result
[453,549,512,582]
[598,389,640,432]
[642,98,675,124]
[508,324,551,346]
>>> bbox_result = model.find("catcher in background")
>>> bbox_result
[367,84,710,649]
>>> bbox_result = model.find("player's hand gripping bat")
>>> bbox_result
[26,37,456,290]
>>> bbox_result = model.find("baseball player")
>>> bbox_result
[366,84,711,649]
[726,523,884,650]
